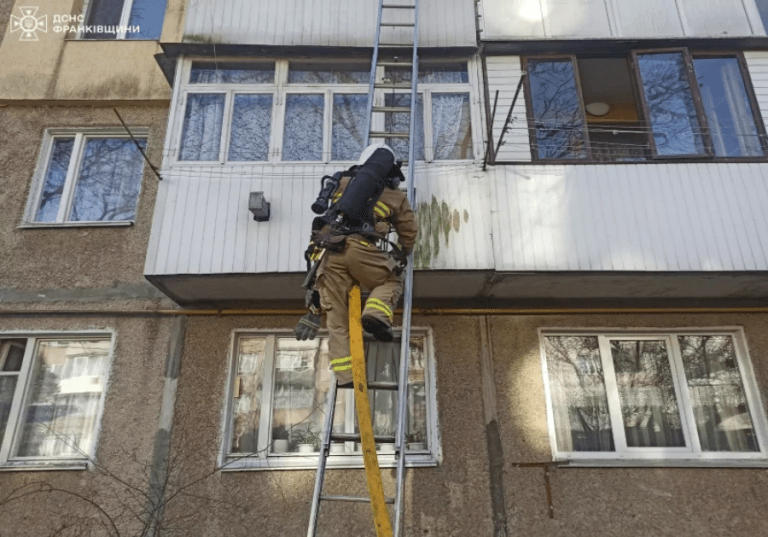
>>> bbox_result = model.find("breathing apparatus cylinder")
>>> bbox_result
[311,172,343,215]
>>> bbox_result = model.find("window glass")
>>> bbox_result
[432,93,473,160]
[678,336,759,452]
[544,336,614,452]
[528,59,588,160]
[179,93,226,161]
[288,63,370,84]
[332,94,368,161]
[190,62,275,84]
[70,138,145,221]
[384,63,469,84]
[35,138,74,223]
[126,0,167,39]
[0,340,26,449]
[283,94,324,161]
[609,340,685,448]
[637,53,707,157]
[17,340,109,458]
[228,94,273,162]
[84,0,125,39]
[384,93,425,161]
[230,338,266,455]
[692,57,764,158]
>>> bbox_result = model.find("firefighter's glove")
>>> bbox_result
[294,312,321,341]
[391,249,408,276]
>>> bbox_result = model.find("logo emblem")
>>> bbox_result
[10,7,47,41]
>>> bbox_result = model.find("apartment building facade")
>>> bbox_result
[2,0,768,535]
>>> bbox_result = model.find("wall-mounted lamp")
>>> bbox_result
[249,192,270,222]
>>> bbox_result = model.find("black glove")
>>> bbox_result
[294,312,321,341]
[391,248,408,276]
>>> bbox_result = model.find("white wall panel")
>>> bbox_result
[183,0,476,48]
[678,0,753,36]
[541,0,612,37]
[489,163,768,272]
[485,56,532,162]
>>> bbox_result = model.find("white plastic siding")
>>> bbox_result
[183,0,477,48]
[481,0,764,39]
[490,163,768,272]
[485,56,531,162]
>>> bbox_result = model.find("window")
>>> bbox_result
[0,335,112,468]
[26,130,147,225]
[222,330,437,470]
[173,59,476,164]
[540,329,768,464]
[524,51,766,162]
[83,0,167,39]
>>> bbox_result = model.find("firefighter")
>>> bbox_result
[294,144,417,385]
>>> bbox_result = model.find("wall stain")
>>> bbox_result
[414,196,469,268]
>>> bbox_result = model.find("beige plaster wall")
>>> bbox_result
[0,104,168,292]
[0,0,172,102]
[165,314,494,537]
[0,314,172,536]
[491,312,768,536]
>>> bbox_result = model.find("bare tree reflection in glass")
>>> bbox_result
[35,138,74,222]
[528,60,587,160]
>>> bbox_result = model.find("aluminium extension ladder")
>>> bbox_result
[307,0,420,535]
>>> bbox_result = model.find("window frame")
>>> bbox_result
[0,331,115,471]
[538,327,768,466]
[22,128,148,228]
[218,327,440,471]
[169,56,481,166]
[522,50,768,164]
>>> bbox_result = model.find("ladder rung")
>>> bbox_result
[381,23,415,27]
[377,61,413,68]
[321,495,396,505]
[372,106,411,114]
[375,82,412,89]
[369,131,410,139]
[382,4,416,8]
[330,433,397,443]
[366,380,400,390]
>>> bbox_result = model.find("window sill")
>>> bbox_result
[221,452,438,472]
[18,221,134,229]
[554,459,768,469]
[0,460,89,472]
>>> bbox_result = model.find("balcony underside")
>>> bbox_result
[145,271,768,309]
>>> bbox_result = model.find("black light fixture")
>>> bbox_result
[249,192,270,222]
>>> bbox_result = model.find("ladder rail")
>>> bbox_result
[363,0,386,147]
[307,379,339,537]
[394,2,419,535]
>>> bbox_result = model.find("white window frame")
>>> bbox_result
[0,332,115,471]
[219,328,440,471]
[539,327,768,467]
[78,0,162,40]
[168,56,482,167]
[22,128,148,228]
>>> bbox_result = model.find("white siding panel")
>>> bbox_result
[183,0,476,48]
[745,52,768,126]
[613,0,684,37]
[485,56,532,162]
[678,0,752,36]
[480,0,546,39]
[489,163,768,272]
[541,0,612,37]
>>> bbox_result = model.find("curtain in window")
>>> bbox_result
[70,138,145,221]
[528,59,588,160]
[179,93,225,161]
[283,94,324,161]
[609,340,685,448]
[332,94,368,161]
[544,336,614,452]
[679,336,759,452]
[16,340,109,458]
[230,338,266,454]
[228,94,272,161]
[384,94,425,161]
[693,58,764,158]
[35,138,74,222]
[637,53,707,157]
[432,93,473,160]
[190,63,275,84]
